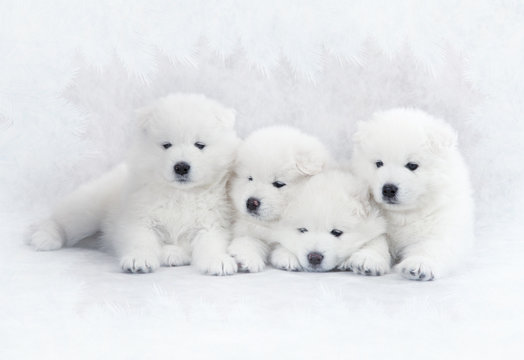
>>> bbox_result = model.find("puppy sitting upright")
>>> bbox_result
[270,169,390,274]
[228,126,331,272]
[29,94,240,275]
[351,108,474,281]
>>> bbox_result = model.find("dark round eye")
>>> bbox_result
[162,142,172,150]
[375,160,384,168]
[194,142,206,150]
[248,176,253,181]
[272,181,286,188]
[330,229,343,237]
[298,227,308,233]
[405,162,419,171]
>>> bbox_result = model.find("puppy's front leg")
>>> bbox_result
[228,236,269,273]
[338,235,391,276]
[191,229,238,276]
[114,226,162,274]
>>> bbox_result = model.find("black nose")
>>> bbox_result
[382,184,398,199]
[246,197,261,212]
[307,252,324,265]
[174,161,191,176]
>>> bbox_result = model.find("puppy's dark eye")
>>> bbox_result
[162,142,172,150]
[405,162,419,171]
[194,142,206,150]
[248,176,253,181]
[330,229,343,237]
[298,228,308,233]
[375,160,384,168]
[272,181,286,188]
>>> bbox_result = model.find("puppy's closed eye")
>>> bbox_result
[162,142,172,150]
[298,227,308,233]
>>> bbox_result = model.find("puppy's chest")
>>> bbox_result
[145,190,228,241]
[386,211,439,246]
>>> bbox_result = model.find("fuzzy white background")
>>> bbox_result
[1,1,523,359]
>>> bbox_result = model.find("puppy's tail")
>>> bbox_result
[28,164,127,250]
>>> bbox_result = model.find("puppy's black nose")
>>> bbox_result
[382,184,398,199]
[246,197,261,212]
[307,252,324,266]
[174,161,191,176]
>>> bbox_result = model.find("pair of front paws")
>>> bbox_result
[340,254,437,280]
[120,246,237,276]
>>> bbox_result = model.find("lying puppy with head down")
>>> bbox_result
[269,169,391,274]
[29,94,240,275]
[228,126,332,272]
[351,108,474,280]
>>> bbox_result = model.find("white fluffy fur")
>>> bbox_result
[228,126,332,272]
[29,94,240,275]
[269,169,390,274]
[351,108,474,280]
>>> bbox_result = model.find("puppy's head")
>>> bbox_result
[351,108,458,211]
[275,170,385,272]
[132,94,239,189]
[230,126,330,222]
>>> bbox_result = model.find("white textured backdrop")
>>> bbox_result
[1,1,523,359]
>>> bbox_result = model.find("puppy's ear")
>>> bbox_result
[134,105,155,134]
[351,121,368,146]
[350,178,373,218]
[429,122,458,151]
[295,138,330,176]
[215,107,236,129]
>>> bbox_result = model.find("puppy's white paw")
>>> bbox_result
[270,247,302,272]
[338,250,390,276]
[197,255,238,276]
[161,245,191,267]
[396,256,436,281]
[236,254,266,273]
[230,251,266,273]
[120,251,160,273]
[29,220,64,251]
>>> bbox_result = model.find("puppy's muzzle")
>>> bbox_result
[246,197,261,214]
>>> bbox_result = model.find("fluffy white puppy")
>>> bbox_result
[228,126,331,272]
[269,170,390,274]
[29,94,240,275]
[351,108,474,281]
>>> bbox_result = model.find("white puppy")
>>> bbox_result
[269,170,390,274]
[29,94,240,275]
[228,126,331,272]
[351,108,474,280]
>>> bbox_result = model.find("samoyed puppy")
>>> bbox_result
[29,94,240,275]
[228,126,332,272]
[351,108,474,280]
[269,170,390,274]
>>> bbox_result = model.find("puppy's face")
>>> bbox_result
[351,109,457,211]
[275,171,384,272]
[133,94,239,189]
[230,126,330,222]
